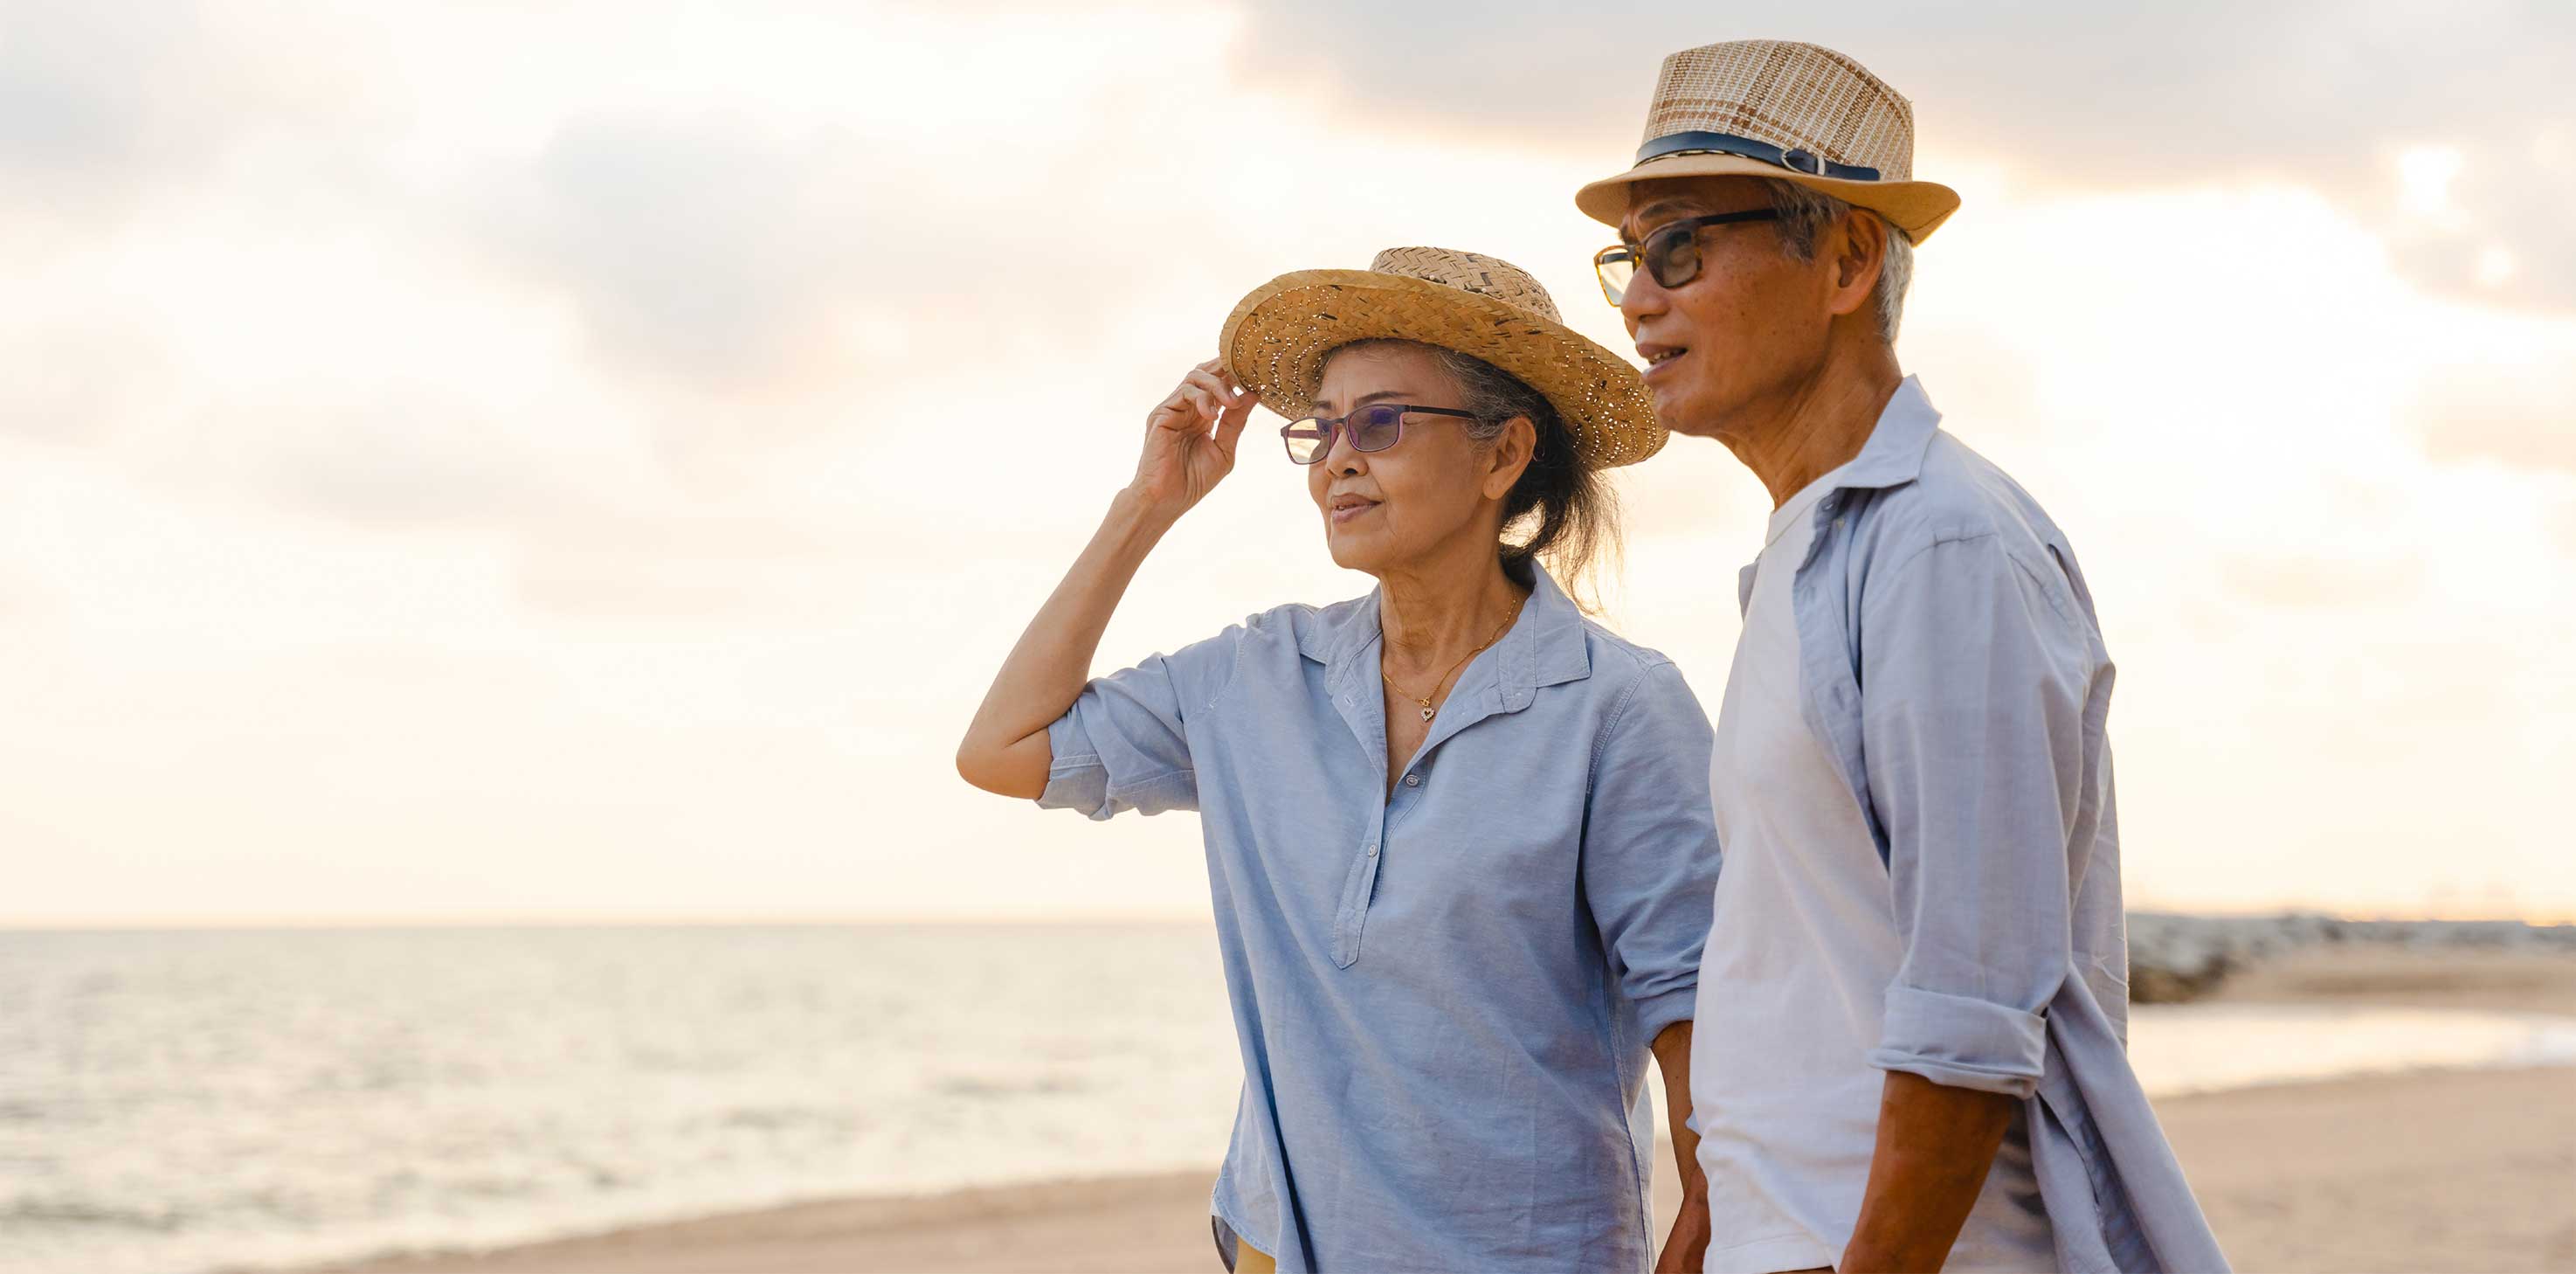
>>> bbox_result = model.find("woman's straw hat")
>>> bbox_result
[1219,246,1664,469]
[1576,40,1960,243]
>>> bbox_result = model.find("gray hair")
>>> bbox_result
[1758,177,1914,343]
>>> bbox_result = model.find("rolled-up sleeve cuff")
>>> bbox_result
[1867,984,2048,1097]
[1633,982,1698,1042]
[1033,710,1195,821]
[1034,711,1112,820]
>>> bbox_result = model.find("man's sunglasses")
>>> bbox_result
[1281,403,1481,465]
[1592,208,1781,305]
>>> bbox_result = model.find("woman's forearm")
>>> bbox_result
[956,358,1252,798]
[1649,1021,1710,1274]
[954,488,1178,797]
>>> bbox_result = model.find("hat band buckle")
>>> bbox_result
[1633,129,1882,183]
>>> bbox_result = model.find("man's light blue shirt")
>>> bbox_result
[1755,376,2231,1273]
[1038,564,1721,1273]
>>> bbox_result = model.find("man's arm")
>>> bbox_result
[1650,1021,1709,1274]
[1838,1071,2015,1271]
[1843,531,2105,1271]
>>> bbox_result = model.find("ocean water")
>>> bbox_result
[3,924,2572,1274]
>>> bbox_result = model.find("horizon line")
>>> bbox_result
[4,905,2572,934]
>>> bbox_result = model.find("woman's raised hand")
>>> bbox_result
[1128,359,1256,521]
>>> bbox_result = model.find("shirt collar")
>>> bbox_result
[1828,374,1943,493]
[1303,560,1592,705]
[1732,376,1944,618]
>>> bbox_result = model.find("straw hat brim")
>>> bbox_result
[1576,152,1960,243]
[1219,269,1665,470]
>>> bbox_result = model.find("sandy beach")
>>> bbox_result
[321,947,2576,1274]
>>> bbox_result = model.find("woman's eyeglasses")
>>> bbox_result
[1281,403,1481,465]
[1592,208,1781,305]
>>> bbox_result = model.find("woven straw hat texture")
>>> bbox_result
[1577,40,1960,241]
[1220,246,1664,469]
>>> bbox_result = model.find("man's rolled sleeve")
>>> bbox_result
[1035,631,1237,821]
[1581,659,1723,1042]
[1857,532,2097,1099]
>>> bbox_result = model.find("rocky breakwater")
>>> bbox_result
[2124,912,2576,1003]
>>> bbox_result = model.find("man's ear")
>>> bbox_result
[1828,210,1889,320]
[1484,416,1537,501]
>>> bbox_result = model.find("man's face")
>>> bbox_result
[1616,176,1836,440]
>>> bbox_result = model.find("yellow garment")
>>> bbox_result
[1235,1240,1277,1273]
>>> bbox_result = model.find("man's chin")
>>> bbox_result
[1647,381,1726,439]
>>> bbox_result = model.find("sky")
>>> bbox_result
[1,1,2570,927]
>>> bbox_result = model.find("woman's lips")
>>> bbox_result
[1641,347,1690,384]
[1329,499,1379,525]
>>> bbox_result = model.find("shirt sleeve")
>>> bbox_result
[1858,532,2102,1098]
[1034,627,1240,822]
[1581,659,1723,1042]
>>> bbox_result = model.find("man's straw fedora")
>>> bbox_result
[1577,40,1960,243]
[1220,246,1665,469]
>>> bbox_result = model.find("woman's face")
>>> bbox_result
[1305,343,1527,577]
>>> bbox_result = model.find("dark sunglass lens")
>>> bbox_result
[1283,421,1329,463]
[1647,226,1702,289]
[1352,404,1406,451]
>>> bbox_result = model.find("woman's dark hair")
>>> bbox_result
[1327,339,1623,611]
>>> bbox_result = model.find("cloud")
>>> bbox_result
[469,114,878,398]
[0,1,378,224]
[508,506,842,620]
[1235,0,2576,308]
[2406,315,2576,473]
[0,1,224,211]
[188,399,577,530]
[0,313,169,445]
[3,1,2570,925]
[2219,553,2421,610]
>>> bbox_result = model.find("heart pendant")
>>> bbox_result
[1419,706,1435,722]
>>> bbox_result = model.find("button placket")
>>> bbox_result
[1329,829,1388,968]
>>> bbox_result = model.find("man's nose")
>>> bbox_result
[1619,264,1668,330]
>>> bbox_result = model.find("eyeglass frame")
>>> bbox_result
[1592,208,1781,306]
[1279,402,1483,466]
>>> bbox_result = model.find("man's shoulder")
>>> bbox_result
[1857,427,2074,569]
[1847,427,2103,635]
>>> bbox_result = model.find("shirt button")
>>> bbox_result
[1365,841,1378,856]
[1403,773,1421,786]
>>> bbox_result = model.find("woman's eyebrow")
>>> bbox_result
[1312,389,1420,412]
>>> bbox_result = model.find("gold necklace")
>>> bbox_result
[1380,592,1526,723]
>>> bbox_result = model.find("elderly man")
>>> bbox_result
[1577,42,2231,1274]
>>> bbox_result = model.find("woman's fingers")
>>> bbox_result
[1189,363,1254,400]
[1150,384,1218,432]
[1183,368,1253,410]
[1212,393,1252,461]
[1150,362,1253,442]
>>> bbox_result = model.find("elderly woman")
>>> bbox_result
[956,248,1721,1274]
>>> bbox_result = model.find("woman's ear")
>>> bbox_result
[1483,417,1537,501]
